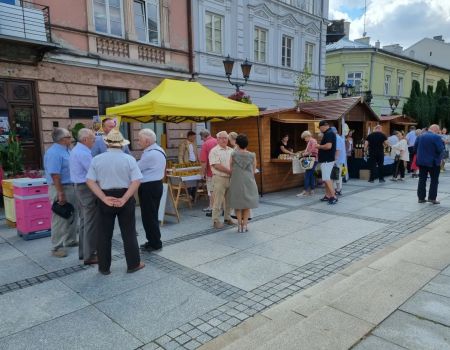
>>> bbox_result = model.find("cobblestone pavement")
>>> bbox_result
[1,173,450,349]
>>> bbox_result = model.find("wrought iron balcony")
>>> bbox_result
[0,0,52,43]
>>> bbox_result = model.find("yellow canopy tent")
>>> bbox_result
[106,78,259,123]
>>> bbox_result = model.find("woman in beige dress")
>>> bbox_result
[229,134,259,232]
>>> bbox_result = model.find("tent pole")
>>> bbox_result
[256,115,264,196]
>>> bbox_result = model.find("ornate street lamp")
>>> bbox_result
[388,96,400,114]
[222,55,252,92]
[338,83,354,98]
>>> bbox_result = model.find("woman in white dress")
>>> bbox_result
[391,131,409,181]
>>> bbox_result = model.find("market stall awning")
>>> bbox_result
[106,79,259,123]
[380,114,417,125]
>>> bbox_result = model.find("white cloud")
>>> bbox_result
[329,0,450,48]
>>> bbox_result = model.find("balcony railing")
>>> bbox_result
[0,0,51,42]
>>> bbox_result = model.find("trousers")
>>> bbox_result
[49,184,77,250]
[97,188,140,271]
[417,165,440,201]
[303,162,317,191]
[212,175,232,223]
[74,183,98,260]
[369,153,385,181]
[138,180,163,249]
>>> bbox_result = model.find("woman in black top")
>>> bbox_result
[274,134,294,158]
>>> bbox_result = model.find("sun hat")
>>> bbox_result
[103,130,130,147]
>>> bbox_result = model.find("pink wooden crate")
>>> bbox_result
[15,197,51,219]
[13,178,48,197]
[16,216,51,233]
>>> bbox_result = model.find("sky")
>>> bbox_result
[328,0,450,49]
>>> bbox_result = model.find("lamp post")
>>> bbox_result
[222,55,252,92]
[338,83,354,98]
[388,96,400,114]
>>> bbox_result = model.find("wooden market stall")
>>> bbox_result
[211,96,380,193]
[380,115,417,135]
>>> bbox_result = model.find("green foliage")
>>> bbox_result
[293,68,313,105]
[70,123,86,141]
[0,131,24,177]
[403,79,450,128]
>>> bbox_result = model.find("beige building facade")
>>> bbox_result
[0,0,192,168]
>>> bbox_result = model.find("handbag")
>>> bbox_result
[52,201,75,220]
[299,156,315,170]
[330,165,340,180]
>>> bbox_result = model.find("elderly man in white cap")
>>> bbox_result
[86,130,144,275]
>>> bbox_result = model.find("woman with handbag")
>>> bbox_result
[297,130,318,196]
[391,131,409,181]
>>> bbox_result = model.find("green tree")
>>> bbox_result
[403,80,421,119]
[293,68,313,106]
[436,79,450,127]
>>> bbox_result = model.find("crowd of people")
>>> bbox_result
[44,121,259,274]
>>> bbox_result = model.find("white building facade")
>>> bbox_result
[192,0,329,109]
[404,37,450,71]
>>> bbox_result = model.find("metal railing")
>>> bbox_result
[0,0,51,42]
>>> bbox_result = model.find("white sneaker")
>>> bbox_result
[296,191,306,197]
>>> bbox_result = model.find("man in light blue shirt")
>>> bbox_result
[137,128,166,252]
[331,127,346,195]
[406,126,417,172]
[91,118,130,156]
[44,128,77,258]
[69,128,98,265]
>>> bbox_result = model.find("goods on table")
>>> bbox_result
[278,153,301,160]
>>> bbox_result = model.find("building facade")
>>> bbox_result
[191,0,329,109]
[326,38,450,116]
[0,0,192,167]
[404,36,450,71]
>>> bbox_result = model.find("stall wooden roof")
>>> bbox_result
[380,115,417,125]
[260,96,380,122]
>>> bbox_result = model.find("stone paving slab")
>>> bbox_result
[331,261,438,325]
[400,290,450,327]
[258,305,374,350]
[353,335,408,350]
[0,279,89,338]
[0,306,143,350]
[0,242,23,261]
[0,255,46,286]
[60,259,169,303]
[373,310,450,350]
[423,274,450,298]
[156,237,239,268]
[247,236,336,267]
[195,251,295,291]
[96,276,226,343]
[203,229,276,250]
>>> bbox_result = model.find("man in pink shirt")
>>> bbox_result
[199,129,218,215]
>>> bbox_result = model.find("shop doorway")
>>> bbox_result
[0,79,41,169]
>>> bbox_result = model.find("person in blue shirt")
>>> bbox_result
[44,128,78,258]
[414,124,445,204]
[91,118,130,156]
[69,128,98,265]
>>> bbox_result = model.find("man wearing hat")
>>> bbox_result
[86,130,144,275]
[91,117,130,156]
[315,120,338,204]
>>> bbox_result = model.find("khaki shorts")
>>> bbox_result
[206,176,214,194]
[320,161,335,181]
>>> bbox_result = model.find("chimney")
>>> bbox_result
[344,21,350,39]
[433,35,444,42]
[382,44,403,55]
[354,37,371,45]
[375,40,380,49]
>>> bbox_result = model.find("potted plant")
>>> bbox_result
[0,130,24,178]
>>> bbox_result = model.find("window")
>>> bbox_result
[304,42,314,72]
[347,72,363,92]
[384,74,391,95]
[281,35,292,67]
[254,27,267,63]
[205,12,223,54]
[93,0,123,37]
[133,0,160,45]
[98,88,131,145]
[397,76,404,97]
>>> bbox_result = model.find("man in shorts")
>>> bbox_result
[316,120,338,204]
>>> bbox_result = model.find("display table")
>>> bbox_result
[347,157,394,179]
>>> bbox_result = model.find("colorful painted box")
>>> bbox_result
[2,179,14,198]
[15,196,51,220]
[4,196,16,222]
[13,178,48,197]
[16,216,51,233]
